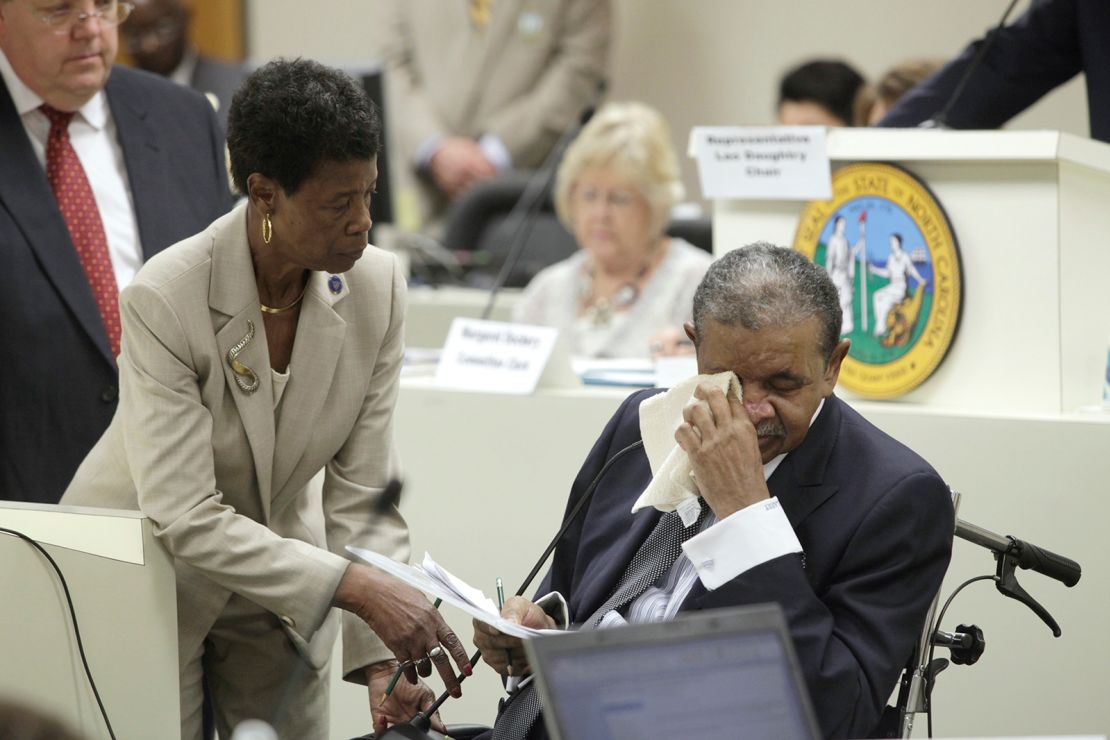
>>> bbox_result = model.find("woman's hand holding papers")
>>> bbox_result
[333,563,472,693]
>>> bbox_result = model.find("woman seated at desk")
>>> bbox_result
[511,102,712,358]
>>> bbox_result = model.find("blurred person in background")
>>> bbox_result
[120,0,248,130]
[777,58,865,127]
[879,0,1110,144]
[512,102,712,359]
[380,0,611,233]
[853,59,941,126]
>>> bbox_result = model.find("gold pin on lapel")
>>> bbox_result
[227,320,260,394]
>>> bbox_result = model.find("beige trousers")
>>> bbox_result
[179,594,331,740]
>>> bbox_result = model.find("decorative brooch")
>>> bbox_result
[226,320,260,394]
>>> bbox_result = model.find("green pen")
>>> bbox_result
[379,597,443,706]
[496,577,512,675]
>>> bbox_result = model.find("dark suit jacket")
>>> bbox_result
[190,55,250,131]
[509,390,953,740]
[879,0,1110,143]
[0,65,235,504]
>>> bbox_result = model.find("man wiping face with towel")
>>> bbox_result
[473,243,955,740]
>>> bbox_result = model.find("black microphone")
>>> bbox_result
[375,478,405,514]
[955,518,1081,587]
[515,437,644,597]
[480,83,607,320]
[921,0,1020,130]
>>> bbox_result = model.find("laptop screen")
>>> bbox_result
[528,605,820,740]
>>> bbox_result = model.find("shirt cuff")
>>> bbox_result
[414,134,445,172]
[681,497,802,590]
[533,591,569,629]
[478,133,512,171]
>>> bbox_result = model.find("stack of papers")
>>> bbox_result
[346,547,562,639]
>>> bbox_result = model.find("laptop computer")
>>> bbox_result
[524,603,821,740]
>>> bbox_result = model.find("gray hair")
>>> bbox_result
[553,101,684,238]
[692,243,843,361]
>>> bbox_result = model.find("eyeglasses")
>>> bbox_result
[30,1,135,35]
[574,186,641,210]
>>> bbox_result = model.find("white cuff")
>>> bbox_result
[681,497,802,590]
[478,133,512,171]
[415,134,445,171]
[533,591,569,630]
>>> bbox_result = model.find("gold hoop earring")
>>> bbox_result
[262,212,273,244]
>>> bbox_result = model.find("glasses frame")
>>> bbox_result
[30,1,136,35]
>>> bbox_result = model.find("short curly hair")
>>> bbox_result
[227,58,381,196]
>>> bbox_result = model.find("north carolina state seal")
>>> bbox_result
[793,162,962,399]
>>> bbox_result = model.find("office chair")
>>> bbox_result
[442,173,715,288]
[442,172,576,289]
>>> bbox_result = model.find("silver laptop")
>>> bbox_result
[524,603,821,740]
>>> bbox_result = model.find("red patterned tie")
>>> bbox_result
[41,104,122,358]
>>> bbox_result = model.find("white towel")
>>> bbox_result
[631,371,743,524]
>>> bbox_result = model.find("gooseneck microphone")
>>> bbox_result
[382,438,646,738]
[955,518,1081,587]
[481,83,606,321]
[514,438,645,597]
[921,0,1021,130]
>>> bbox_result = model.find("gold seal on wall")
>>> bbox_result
[793,163,963,399]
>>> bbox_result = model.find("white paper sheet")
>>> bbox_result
[346,547,563,639]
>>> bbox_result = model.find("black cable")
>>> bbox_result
[411,439,646,732]
[515,439,645,597]
[0,526,117,740]
[930,0,1021,128]
[924,574,994,738]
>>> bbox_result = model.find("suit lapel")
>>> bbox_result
[105,73,165,262]
[769,396,842,530]
[209,205,275,518]
[269,273,348,508]
[0,83,115,366]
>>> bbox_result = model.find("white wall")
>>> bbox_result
[244,0,1089,204]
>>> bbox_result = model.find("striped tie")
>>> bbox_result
[492,505,707,740]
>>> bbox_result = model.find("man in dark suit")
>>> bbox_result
[0,0,235,503]
[879,0,1110,144]
[474,245,954,739]
[121,0,249,130]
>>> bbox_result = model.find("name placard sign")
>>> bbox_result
[436,318,560,394]
[690,126,831,200]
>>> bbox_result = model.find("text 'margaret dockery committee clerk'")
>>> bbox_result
[63,59,470,739]
[474,245,955,740]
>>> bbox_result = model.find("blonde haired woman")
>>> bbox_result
[512,102,711,358]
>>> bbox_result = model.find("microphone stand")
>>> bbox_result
[921,0,1020,130]
[481,89,604,320]
[384,440,646,738]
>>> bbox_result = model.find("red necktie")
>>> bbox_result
[41,104,121,358]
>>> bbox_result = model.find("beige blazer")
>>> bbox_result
[62,203,409,680]
[381,0,611,227]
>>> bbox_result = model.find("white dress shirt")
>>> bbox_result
[0,49,143,290]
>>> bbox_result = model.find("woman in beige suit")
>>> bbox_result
[62,60,468,739]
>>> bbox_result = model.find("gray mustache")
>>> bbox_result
[756,420,787,438]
